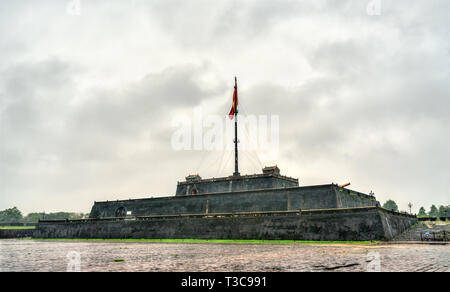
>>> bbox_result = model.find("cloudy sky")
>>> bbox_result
[0,0,449,214]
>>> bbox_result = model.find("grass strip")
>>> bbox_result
[0,226,36,230]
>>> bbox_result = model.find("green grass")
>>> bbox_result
[0,226,35,230]
[22,238,379,245]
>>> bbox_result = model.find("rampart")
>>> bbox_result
[89,184,379,219]
[36,207,416,241]
[0,229,35,239]
[176,173,299,196]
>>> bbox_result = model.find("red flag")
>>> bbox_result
[228,82,238,119]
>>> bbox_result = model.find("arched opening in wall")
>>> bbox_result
[115,207,127,217]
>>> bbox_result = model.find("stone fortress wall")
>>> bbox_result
[36,207,416,241]
[175,169,299,196]
[34,166,416,241]
[89,184,379,219]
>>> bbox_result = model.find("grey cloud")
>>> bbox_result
[65,63,222,150]
[0,58,75,159]
[0,59,225,212]
[144,0,322,47]
[239,26,450,209]
[0,0,449,214]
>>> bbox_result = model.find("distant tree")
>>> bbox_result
[382,200,398,212]
[438,205,450,218]
[22,212,88,223]
[418,207,427,217]
[429,205,439,218]
[0,207,23,222]
[22,213,46,223]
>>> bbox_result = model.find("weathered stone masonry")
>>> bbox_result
[35,207,416,241]
[89,184,378,219]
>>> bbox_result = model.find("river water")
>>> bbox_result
[0,239,448,272]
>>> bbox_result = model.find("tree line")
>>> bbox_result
[0,207,89,223]
[417,205,450,218]
[382,200,450,218]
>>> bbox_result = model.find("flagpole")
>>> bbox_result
[233,76,240,176]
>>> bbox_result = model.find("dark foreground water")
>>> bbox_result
[0,239,448,272]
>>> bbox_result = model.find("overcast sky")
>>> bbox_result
[0,0,449,214]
